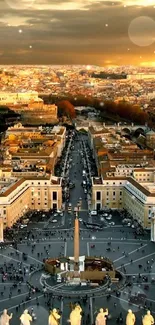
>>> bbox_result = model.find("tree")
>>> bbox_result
[57,100,76,119]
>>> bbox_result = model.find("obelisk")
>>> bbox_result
[74,216,79,271]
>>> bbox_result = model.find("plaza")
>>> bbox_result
[0,131,155,325]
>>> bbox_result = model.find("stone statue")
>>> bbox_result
[0,310,13,325]
[48,309,61,325]
[20,310,32,325]
[69,304,82,325]
[142,310,154,325]
[95,308,108,325]
[126,309,136,325]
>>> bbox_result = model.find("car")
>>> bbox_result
[22,219,29,224]
[100,217,105,221]
[90,210,97,216]
[131,225,135,228]
[79,218,83,222]
[122,218,131,224]
[127,223,131,227]
[106,216,112,220]
[57,210,63,216]
[20,225,27,229]
[103,213,108,217]
[109,222,115,226]
[52,219,57,223]
[84,189,87,194]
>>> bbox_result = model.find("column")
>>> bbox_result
[74,217,79,270]
[0,217,4,242]
[151,217,155,242]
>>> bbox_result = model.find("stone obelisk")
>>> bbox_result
[74,216,79,272]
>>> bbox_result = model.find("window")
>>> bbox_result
[38,192,40,196]
[120,191,122,196]
[113,191,115,196]
[96,191,101,201]
[45,182,47,185]
[38,182,40,185]
[31,182,34,185]
[3,210,6,215]
[113,182,115,185]
[53,192,57,200]
[107,192,109,196]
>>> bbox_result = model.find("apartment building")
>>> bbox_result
[89,125,155,229]
[2,124,66,172]
[92,176,155,229]
[0,91,41,105]
[146,131,155,149]
[0,175,62,229]
[0,124,67,237]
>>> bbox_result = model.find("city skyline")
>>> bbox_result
[0,0,155,66]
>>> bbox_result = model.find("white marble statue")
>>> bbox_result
[69,304,82,325]
[0,310,13,325]
[126,309,136,325]
[142,310,154,325]
[48,309,61,325]
[95,308,108,325]
[20,310,32,325]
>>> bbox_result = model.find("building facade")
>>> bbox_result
[92,176,155,229]
[0,175,62,229]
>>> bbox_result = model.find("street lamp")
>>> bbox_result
[0,209,3,242]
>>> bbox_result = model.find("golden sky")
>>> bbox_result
[0,0,155,66]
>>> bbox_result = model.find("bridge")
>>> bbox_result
[103,123,150,135]
[76,123,150,136]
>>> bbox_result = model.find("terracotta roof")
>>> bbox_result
[134,168,155,172]
[0,174,61,197]
[126,177,151,196]
[0,178,25,197]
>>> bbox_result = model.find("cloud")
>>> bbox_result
[0,14,32,25]
[0,0,154,65]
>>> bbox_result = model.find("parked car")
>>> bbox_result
[106,215,112,220]
[109,222,115,226]
[90,210,97,216]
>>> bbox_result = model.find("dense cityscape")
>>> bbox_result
[0,0,155,323]
[0,63,154,325]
